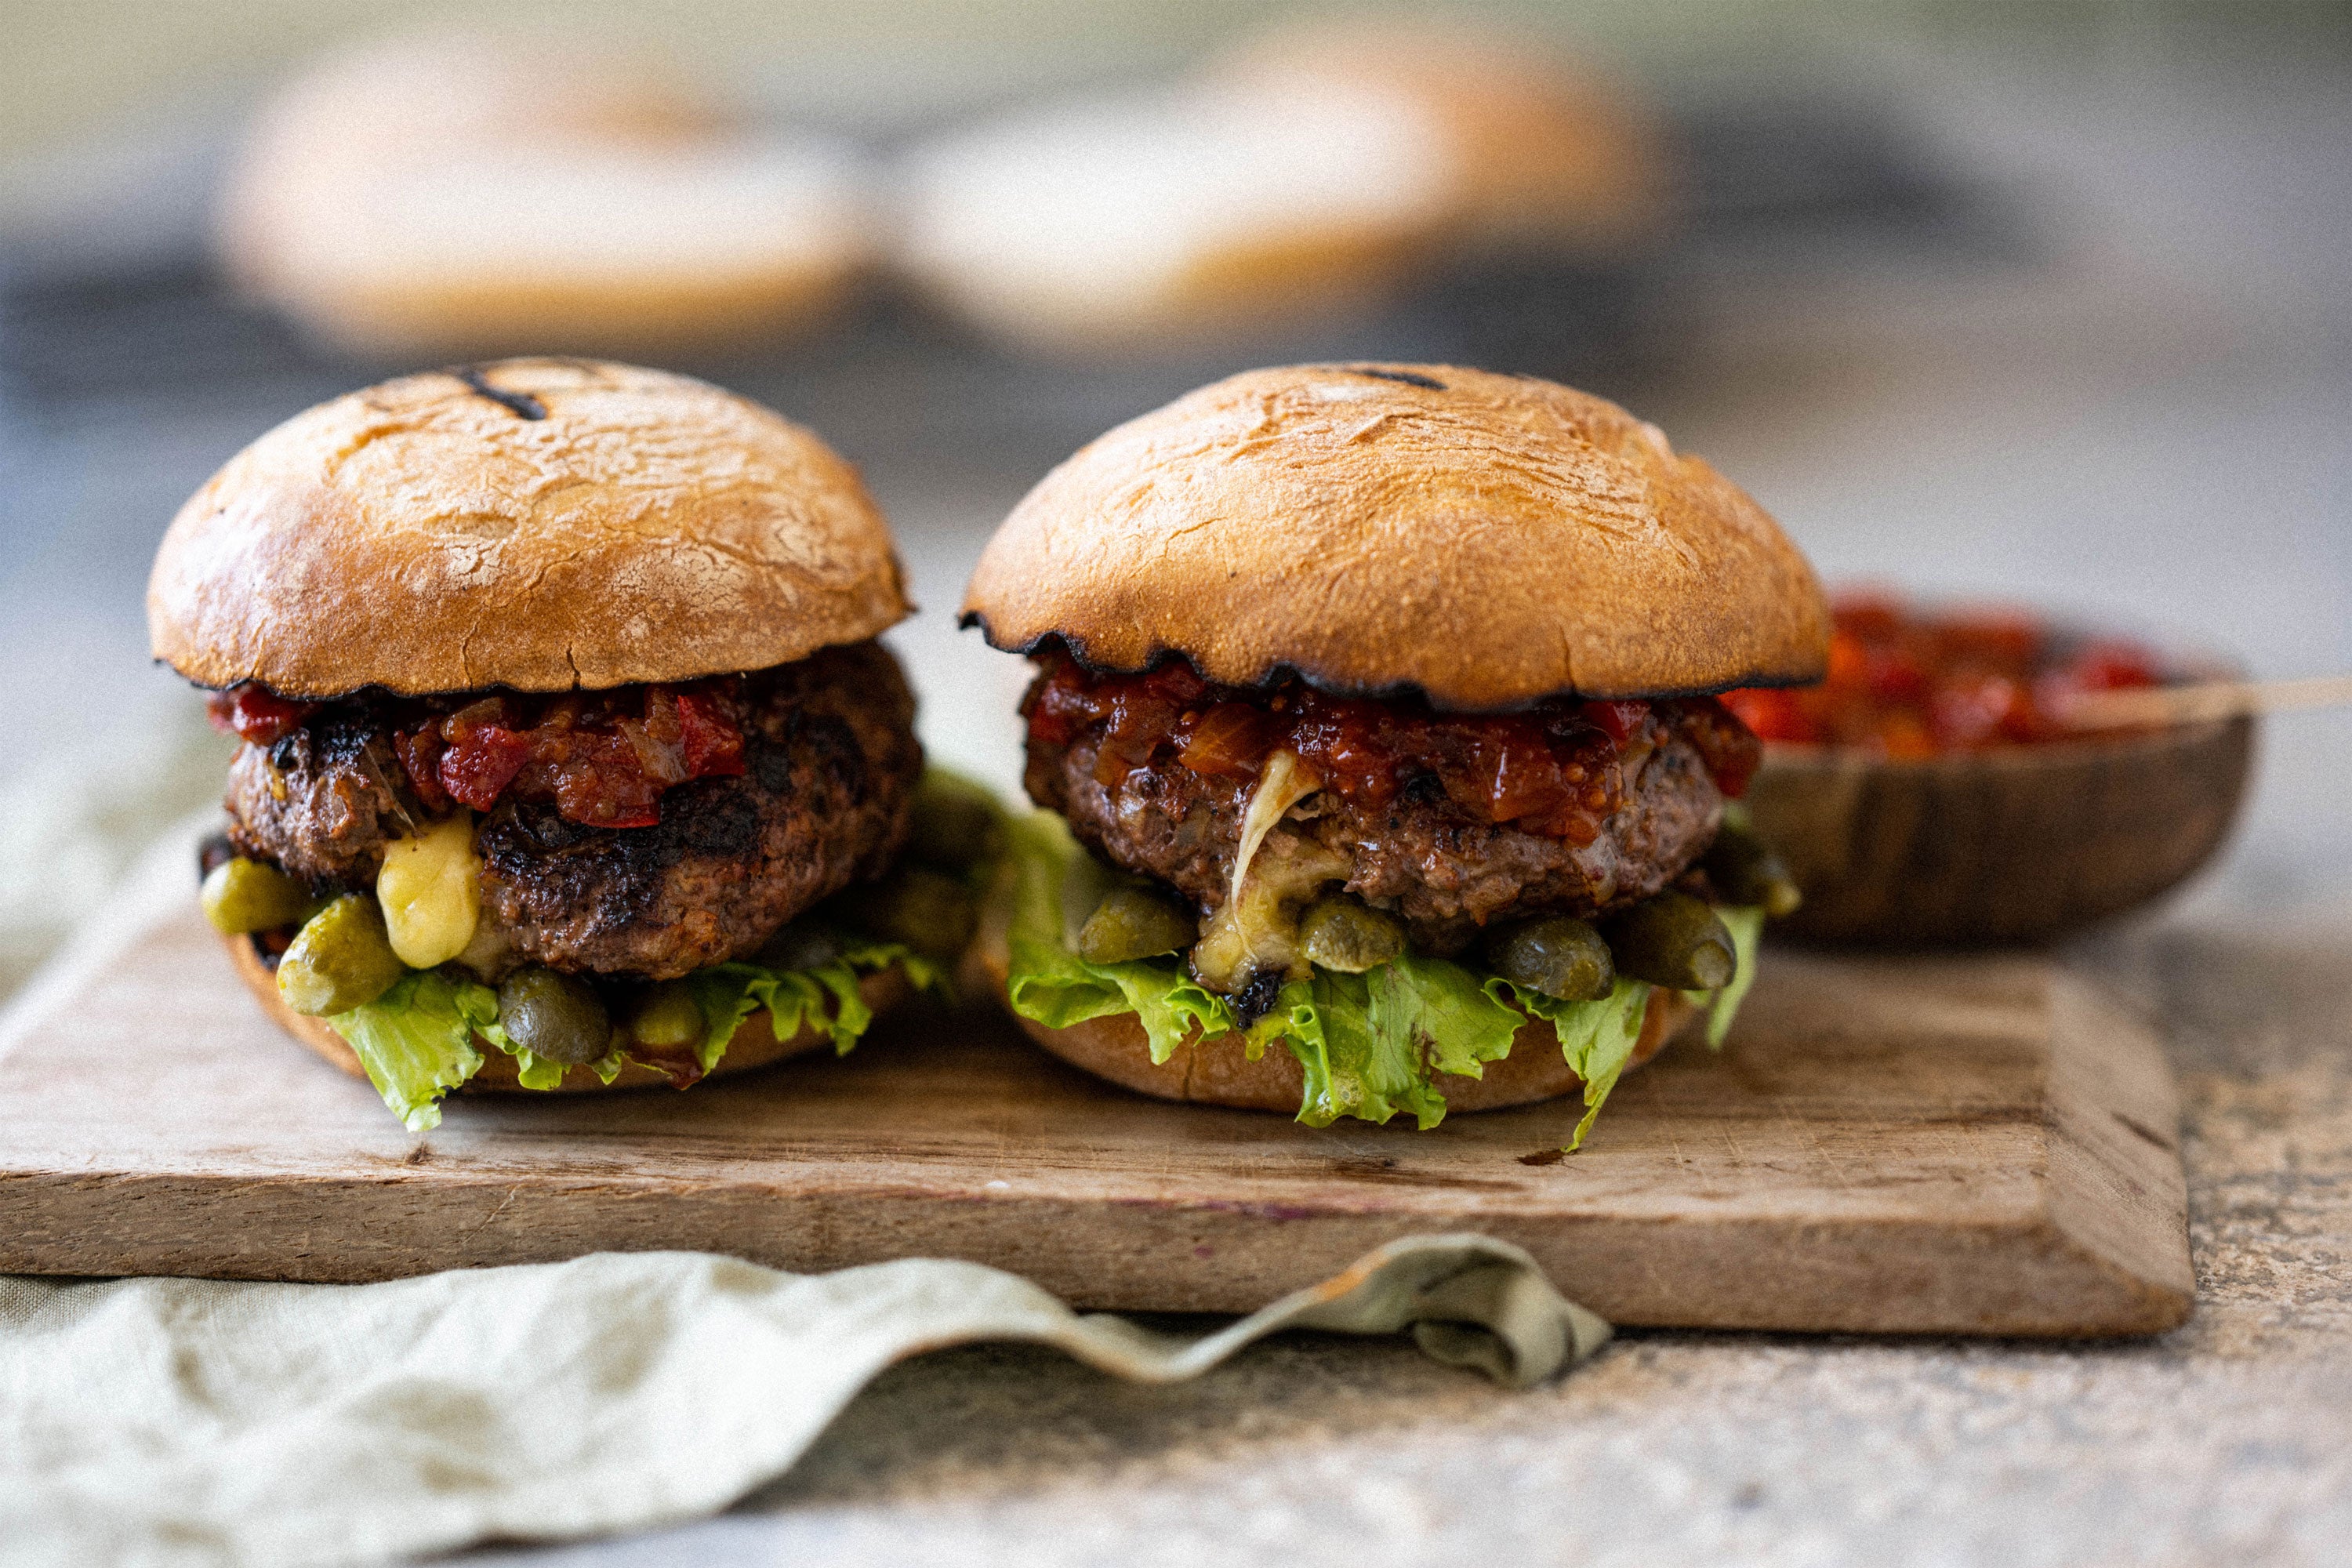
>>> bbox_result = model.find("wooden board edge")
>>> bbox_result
[0,1170,2184,1336]
[2032,970,2196,1334]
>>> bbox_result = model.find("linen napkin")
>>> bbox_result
[1,1235,1608,1568]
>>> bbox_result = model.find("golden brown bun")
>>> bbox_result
[961,363,1828,706]
[226,929,909,1094]
[216,34,870,359]
[970,938,1690,1113]
[1214,19,1668,252]
[149,358,910,699]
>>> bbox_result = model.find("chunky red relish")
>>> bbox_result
[1024,652,1758,844]
[1722,590,2164,757]
[209,677,750,829]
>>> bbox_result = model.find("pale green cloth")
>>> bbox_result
[0,1236,1608,1568]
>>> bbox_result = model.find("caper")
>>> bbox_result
[906,771,1005,872]
[201,856,316,935]
[628,981,705,1050]
[837,866,979,961]
[1602,892,1737,992]
[1076,884,1198,965]
[276,895,407,1016]
[1298,895,1406,974]
[495,967,611,1065]
[1702,821,1804,919]
[1484,915,1615,1001]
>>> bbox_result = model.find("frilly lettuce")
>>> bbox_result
[1000,806,1766,1143]
[686,934,941,1072]
[326,932,931,1131]
[1483,978,1653,1150]
[327,971,490,1132]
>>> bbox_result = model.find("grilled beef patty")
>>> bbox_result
[223,641,921,978]
[1027,717,1723,956]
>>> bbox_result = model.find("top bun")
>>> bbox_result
[961,363,1828,707]
[150,358,909,698]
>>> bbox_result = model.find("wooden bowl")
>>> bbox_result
[1741,714,2252,948]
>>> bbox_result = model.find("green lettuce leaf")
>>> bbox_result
[1377,955,1525,1081]
[325,931,929,1127]
[684,932,938,1073]
[1686,904,1766,1047]
[1000,812,1234,1062]
[1279,956,1521,1131]
[1001,812,1525,1131]
[1489,978,1656,1150]
[995,801,1776,1142]
[1284,970,1446,1129]
[325,970,489,1132]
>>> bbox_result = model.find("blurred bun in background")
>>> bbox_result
[213,33,873,359]
[1210,15,1669,258]
[895,80,1452,356]
[893,16,1666,359]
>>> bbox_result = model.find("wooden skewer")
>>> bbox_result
[2057,673,2352,730]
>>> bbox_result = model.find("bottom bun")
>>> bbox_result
[972,944,1693,1115]
[227,930,909,1094]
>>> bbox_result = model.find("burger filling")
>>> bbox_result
[198,641,980,1131]
[1004,650,1789,1142]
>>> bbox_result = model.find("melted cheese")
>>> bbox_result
[1229,750,1320,908]
[1192,752,1345,993]
[376,811,481,968]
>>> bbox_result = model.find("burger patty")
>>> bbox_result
[1028,724,1723,956]
[224,641,921,978]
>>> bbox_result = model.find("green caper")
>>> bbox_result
[1076,884,1198,965]
[628,981,705,1050]
[1703,821,1804,919]
[1602,892,1737,992]
[1483,915,1615,1001]
[495,967,612,1065]
[906,770,1006,873]
[1298,895,1406,974]
[837,866,979,961]
[276,895,407,1016]
[201,856,316,935]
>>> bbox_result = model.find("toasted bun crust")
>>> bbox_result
[226,928,909,1094]
[960,363,1828,706]
[970,939,1690,1113]
[149,359,909,698]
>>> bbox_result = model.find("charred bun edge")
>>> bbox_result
[956,620,1826,710]
[224,928,912,1095]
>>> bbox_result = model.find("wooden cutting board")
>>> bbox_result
[0,868,2191,1337]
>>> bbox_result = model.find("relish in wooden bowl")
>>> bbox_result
[1725,593,2252,947]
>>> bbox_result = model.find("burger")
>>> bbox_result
[149,358,978,1130]
[960,364,1828,1142]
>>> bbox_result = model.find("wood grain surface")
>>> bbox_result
[0,903,2193,1335]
